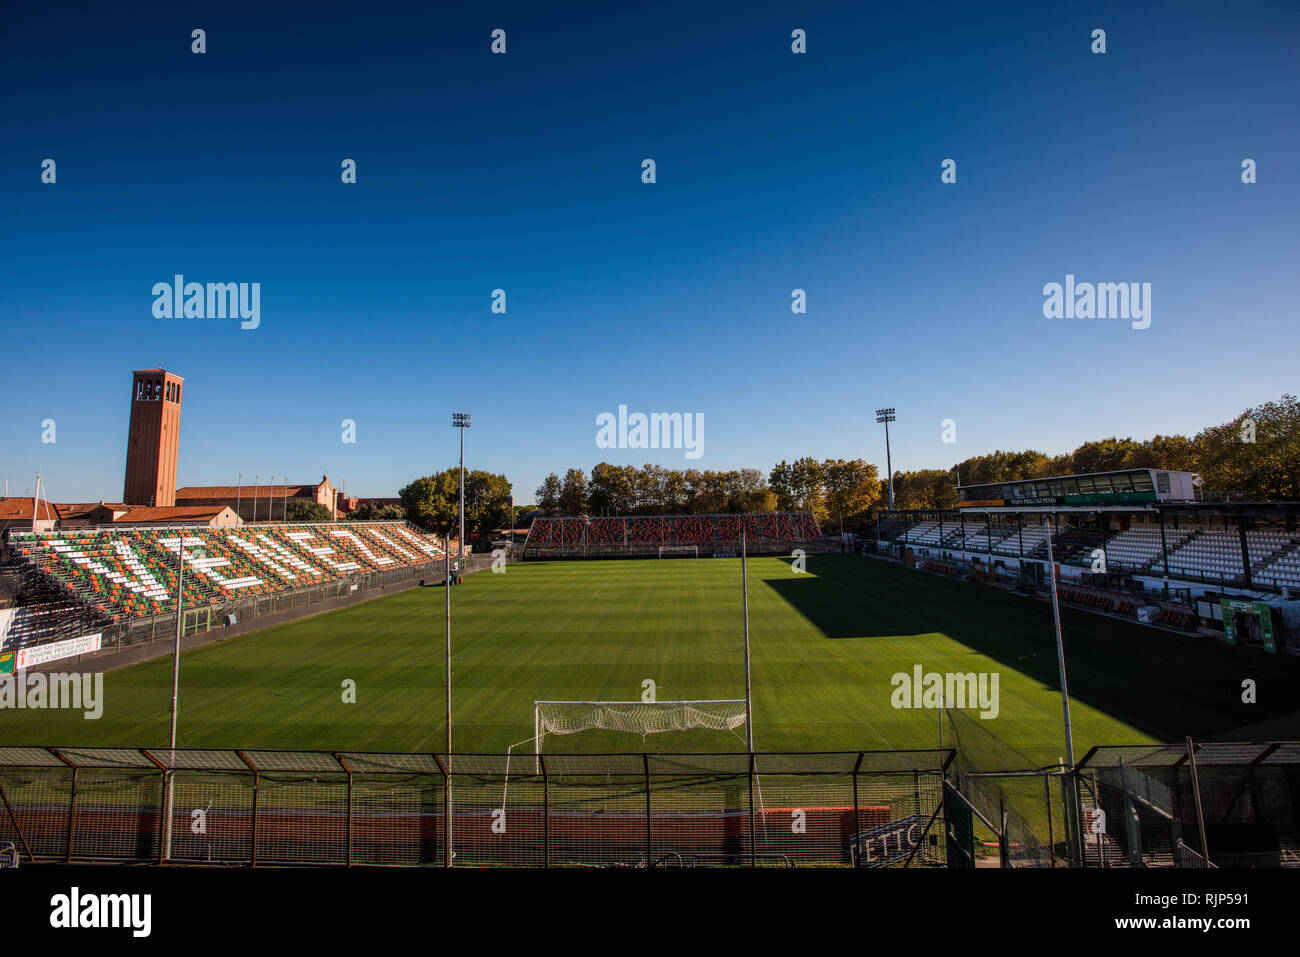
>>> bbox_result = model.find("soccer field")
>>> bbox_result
[6,555,1300,758]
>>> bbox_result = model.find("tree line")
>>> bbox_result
[376,394,1297,537]
[535,459,881,535]
[889,394,1300,508]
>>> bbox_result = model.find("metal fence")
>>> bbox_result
[1078,742,1300,868]
[0,747,952,868]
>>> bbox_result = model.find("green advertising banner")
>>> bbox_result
[1220,598,1276,653]
[0,651,14,676]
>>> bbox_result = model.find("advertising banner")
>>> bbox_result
[14,633,103,670]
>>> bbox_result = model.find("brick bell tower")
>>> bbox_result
[123,369,184,507]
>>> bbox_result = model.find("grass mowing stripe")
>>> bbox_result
[3,557,1298,758]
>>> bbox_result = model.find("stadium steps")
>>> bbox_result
[1252,539,1300,573]
[1079,800,1132,867]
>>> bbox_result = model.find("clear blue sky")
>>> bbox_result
[2,0,1296,505]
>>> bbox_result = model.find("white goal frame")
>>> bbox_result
[534,698,748,757]
[657,545,698,558]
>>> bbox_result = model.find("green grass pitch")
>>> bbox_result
[6,556,1300,758]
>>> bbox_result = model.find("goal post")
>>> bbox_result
[657,545,698,558]
[534,699,747,755]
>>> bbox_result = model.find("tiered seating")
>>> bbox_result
[1247,531,1300,588]
[954,526,1015,553]
[1017,524,1054,555]
[523,513,822,555]
[1052,529,1107,565]
[1164,530,1247,583]
[895,520,1043,554]
[6,522,443,624]
[1102,526,1184,571]
[0,602,95,651]
[1256,546,1300,589]
[896,521,946,546]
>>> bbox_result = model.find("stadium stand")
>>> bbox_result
[3,522,444,646]
[888,518,1300,592]
[523,512,822,558]
[1164,529,1247,583]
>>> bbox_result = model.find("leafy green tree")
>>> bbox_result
[588,462,638,515]
[464,470,514,532]
[535,474,562,515]
[821,458,879,534]
[729,468,776,513]
[790,457,826,519]
[558,468,589,515]
[769,461,796,511]
[348,502,404,521]
[284,499,333,523]
[399,472,460,533]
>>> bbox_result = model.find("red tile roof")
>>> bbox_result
[176,485,312,499]
[115,505,234,524]
[0,498,59,521]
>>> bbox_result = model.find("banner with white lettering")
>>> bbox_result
[15,633,102,669]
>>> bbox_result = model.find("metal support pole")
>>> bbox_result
[541,756,549,869]
[1045,771,1055,865]
[748,751,757,868]
[885,419,893,510]
[1238,518,1252,588]
[237,751,259,866]
[999,801,1009,867]
[459,429,465,557]
[1046,526,1081,865]
[163,535,185,862]
[852,752,863,868]
[0,780,33,862]
[643,753,652,867]
[65,767,78,864]
[742,528,753,751]
[445,535,452,866]
[1186,736,1211,865]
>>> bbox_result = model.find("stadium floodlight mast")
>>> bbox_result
[452,413,471,557]
[875,408,896,510]
[444,529,453,866]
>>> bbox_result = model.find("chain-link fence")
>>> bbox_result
[1078,742,1300,868]
[0,747,951,868]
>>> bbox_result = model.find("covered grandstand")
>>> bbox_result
[522,512,823,559]
[872,469,1300,650]
[0,521,445,654]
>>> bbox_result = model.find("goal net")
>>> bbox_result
[658,545,698,558]
[535,699,747,753]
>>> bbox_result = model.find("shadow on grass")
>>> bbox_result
[759,557,1300,744]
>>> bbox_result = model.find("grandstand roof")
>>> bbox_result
[0,498,59,521]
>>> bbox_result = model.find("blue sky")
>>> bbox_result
[2,0,1297,505]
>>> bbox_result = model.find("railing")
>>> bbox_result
[0,748,952,868]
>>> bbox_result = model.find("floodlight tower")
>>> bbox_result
[452,413,471,557]
[875,408,896,510]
